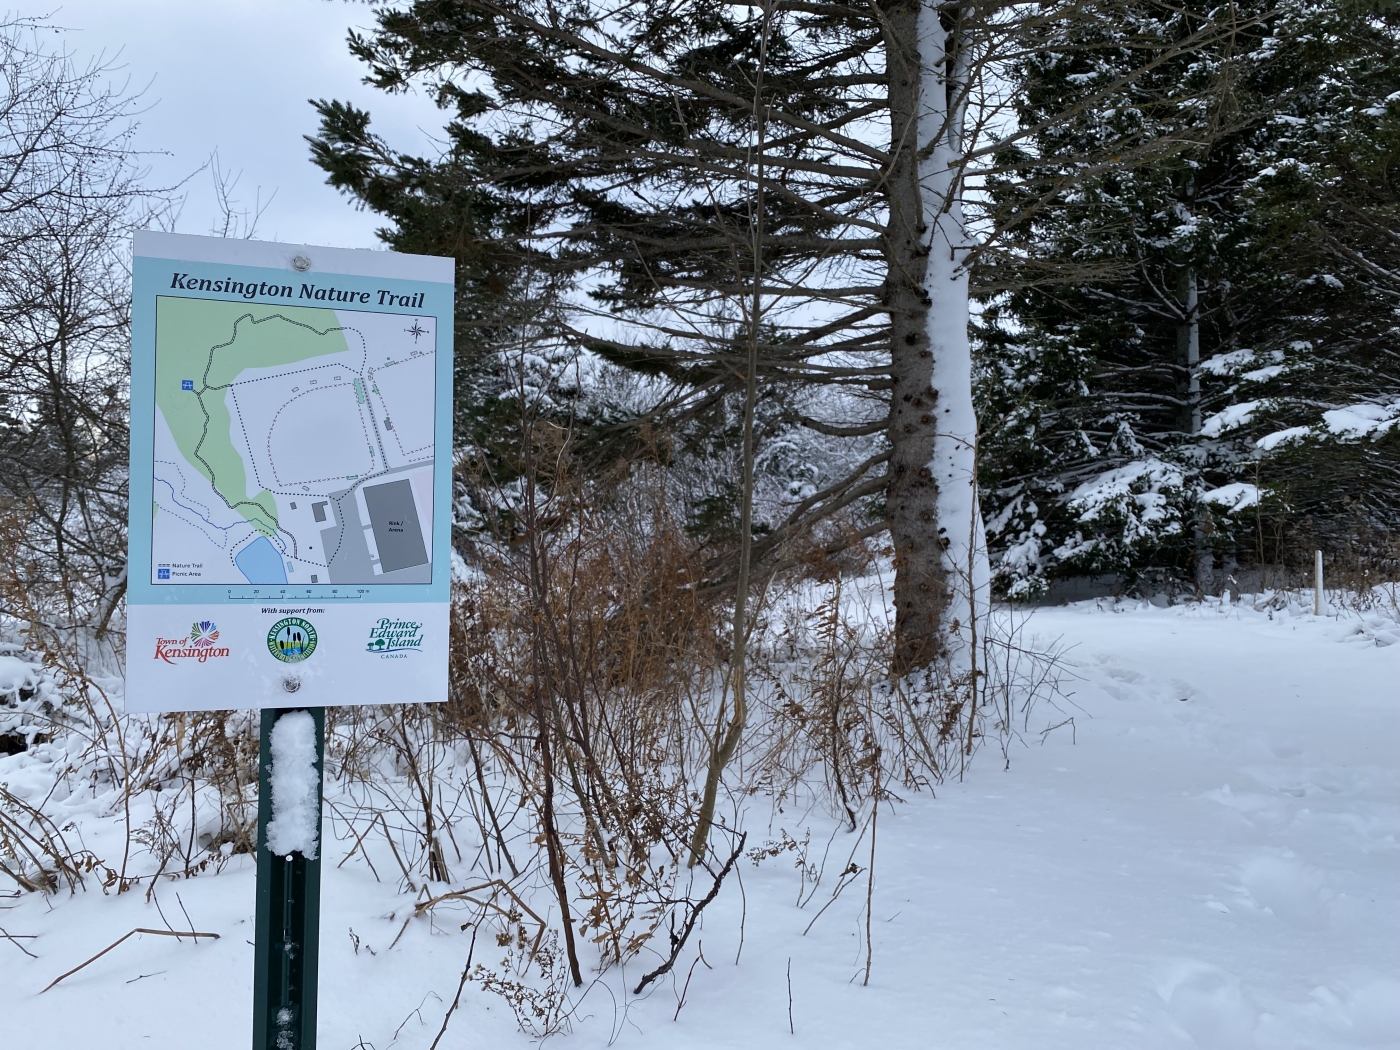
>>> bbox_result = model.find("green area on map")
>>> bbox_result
[154,297,350,536]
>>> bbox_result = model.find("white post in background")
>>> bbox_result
[1314,549,1324,616]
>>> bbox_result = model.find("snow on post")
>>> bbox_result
[265,710,321,859]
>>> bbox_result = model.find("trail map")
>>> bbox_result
[150,297,437,587]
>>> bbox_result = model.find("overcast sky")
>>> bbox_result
[18,0,443,249]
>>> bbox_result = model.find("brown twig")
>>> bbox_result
[863,770,878,987]
[428,926,478,1050]
[802,828,868,937]
[333,804,383,880]
[634,832,746,995]
[388,915,413,952]
[787,956,795,1034]
[0,925,37,958]
[414,879,548,963]
[379,812,415,885]
[42,928,220,992]
[672,943,705,1022]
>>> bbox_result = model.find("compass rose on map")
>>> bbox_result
[406,320,427,343]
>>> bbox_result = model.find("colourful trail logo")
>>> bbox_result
[268,617,318,663]
[190,620,220,647]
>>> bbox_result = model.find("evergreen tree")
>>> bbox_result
[1235,1,1400,550]
[977,0,1396,596]
[307,87,578,521]
[309,0,1246,664]
[309,1,893,563]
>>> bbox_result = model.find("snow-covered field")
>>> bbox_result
[3,598,1397,1049]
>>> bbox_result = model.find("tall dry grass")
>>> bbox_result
[2,474,1074,1032]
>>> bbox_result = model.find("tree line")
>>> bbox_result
[1,2,1395,671]
[308,0,1398,666]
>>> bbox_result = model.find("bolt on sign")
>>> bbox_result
[125,232,454,712]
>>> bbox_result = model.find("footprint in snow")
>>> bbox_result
[1239,853,1333,928]
[1306,976,1400,1046]
[1163,678,1200,702]
[1205,784,1293,830]
[1157,961,1258,1049]
[1103,664,1145,684]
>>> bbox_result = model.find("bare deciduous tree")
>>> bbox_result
[0,17,171,648]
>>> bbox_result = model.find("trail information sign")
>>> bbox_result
[125,232,454,712]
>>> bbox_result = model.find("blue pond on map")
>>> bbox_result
[234,536,289,584]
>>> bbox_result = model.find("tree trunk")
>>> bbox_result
[1177,253,1214,593]
[918,2,989,673]
[884,0,945,675]
[1177,267,1202,438]
[884,1,989,675]
[688,2,772,865]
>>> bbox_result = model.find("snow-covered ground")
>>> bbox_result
[3,597,1397,1049]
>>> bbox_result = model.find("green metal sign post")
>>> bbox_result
[253,707,325,1050]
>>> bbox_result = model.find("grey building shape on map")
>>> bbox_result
[312,501,329,523]
[363,479,429,574]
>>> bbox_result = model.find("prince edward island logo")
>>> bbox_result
[268,617,318,663]
[366,617,423,655]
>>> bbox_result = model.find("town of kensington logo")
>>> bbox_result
[154,620,229,663]
[268,617,318,663]
[366,617,424,654]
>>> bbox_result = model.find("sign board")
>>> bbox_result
[125,232,454,712]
